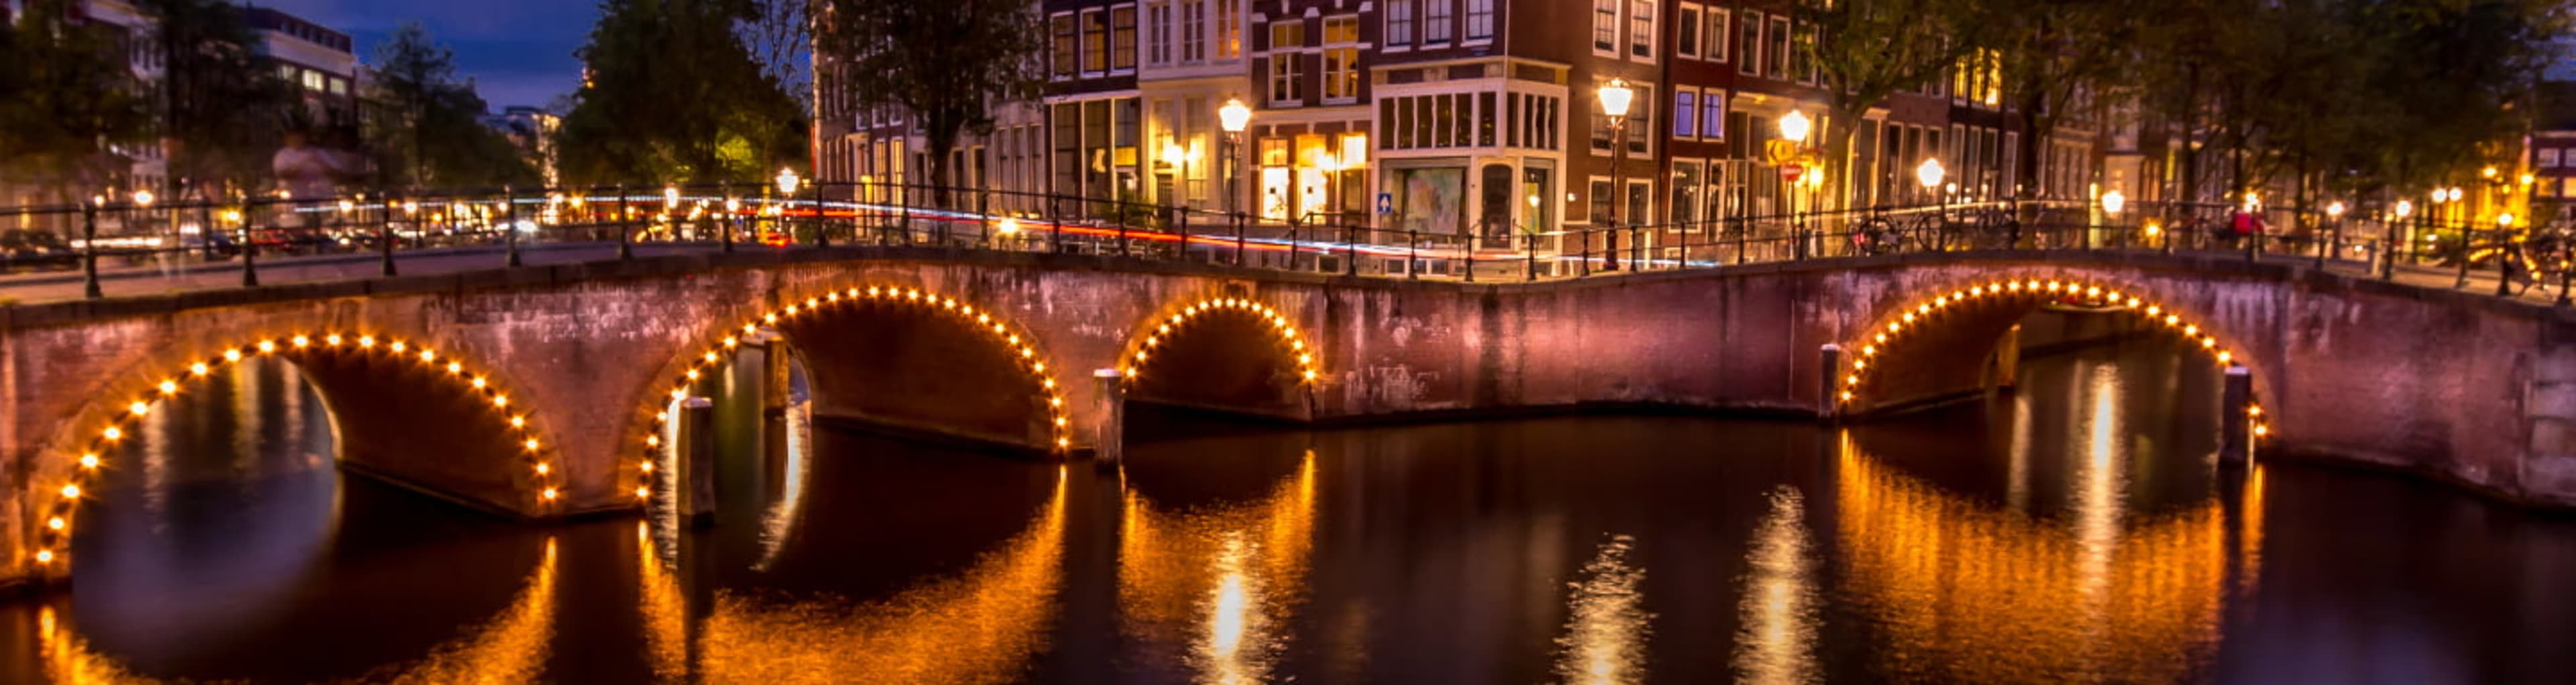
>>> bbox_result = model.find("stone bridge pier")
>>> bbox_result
[6,248,2576,590]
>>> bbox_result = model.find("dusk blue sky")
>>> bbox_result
[251,0,597,110]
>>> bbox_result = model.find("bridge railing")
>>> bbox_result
[1,182,2563,303]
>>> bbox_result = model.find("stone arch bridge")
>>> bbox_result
[6,248,2573,588]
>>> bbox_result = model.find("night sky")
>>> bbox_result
[252,0,596,111]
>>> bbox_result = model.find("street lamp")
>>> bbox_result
[131,189,154,207]
[2318,200,2345,268]
[1597,78,1635,272]
[1219,98,1251,216]
[1917,158,1947,244]
[2498,213,2519,296]
[2100,189,2125,215]
[775,167,801,196]
[1780,110,1813,258]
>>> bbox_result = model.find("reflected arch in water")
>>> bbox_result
[32,331,565,578]
[666,466,1070,684]
[629,284,1075,506]
[1118,450,1318,684]
[35,537,561,684]
[1833,439,2230,681]
[1835,275,2271,437]
[1119,296,1321,421]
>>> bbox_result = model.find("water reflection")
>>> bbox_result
[692,468,1067,684]
[1552,535,1652,685]
[1119,450,1318,684]
[1837,352,2231,682]
[1732,486,1817,685]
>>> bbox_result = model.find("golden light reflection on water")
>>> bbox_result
[1837,435,2228,681]
[753,403,814,572]
[694,467,1067,684]
[638,521,688,681]
[1733,486,1817,685]
[1552,535,1652,685]
[1119,451,1316,684]
[40,537,559,684]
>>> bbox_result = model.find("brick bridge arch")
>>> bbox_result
[625,283,1075,505]
[23,327,565,580]
[1118,295,1324,421]
[1836,273,2272,439]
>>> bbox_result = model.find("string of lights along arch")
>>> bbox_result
[632,285,1074,503]
[1121,297,1321,385]
[1837,276,2273,438]
[32,333,560,571]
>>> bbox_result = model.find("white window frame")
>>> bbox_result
[1146,1,1173,66]
[1323,15,1360,104]
[1268,21,1305,107]
[1707,8,1727,63]
[1426,0,1454,45]
[1386,0,1415,50]
[1593,0,1620,56]
[1673,90,1697,139]
[1701,88,1725,141]
[1466,0,1495,42]
[1737,11,1760,75]
[1629,0,1656,60]
[2543,148,2562,168]
[1182,1,1208,62]
[1676,3,1702,60]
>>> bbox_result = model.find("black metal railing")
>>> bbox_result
[1,182,2564,305]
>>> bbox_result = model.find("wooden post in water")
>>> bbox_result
[681,397,718,527]
[2219,365,2253,464]
[1091,368,1124,466]
[1818,344,1842,421]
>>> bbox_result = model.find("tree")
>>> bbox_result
[366,21,539,189]
[1959,0,2137,211]
[742,0,811,111]
[1796,0,1976,211]
[557,0,806,186]
[815,0,1046,207]
[142,0,299,196]
[0,0,154,211]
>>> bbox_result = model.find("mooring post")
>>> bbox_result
[1091,368,1125,466]
[2219,365,2253,464]
[1819,344,1843,421]
[681,397,718,527]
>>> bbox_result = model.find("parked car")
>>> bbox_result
[0,229,78,272]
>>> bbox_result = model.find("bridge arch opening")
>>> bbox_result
[1119,297,1322,422]
[30,332,562,578]
[631,284,1073,507]
[1837,275,2272,441]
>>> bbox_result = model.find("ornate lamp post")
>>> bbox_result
[1597,78,1635,272]
[2497,212,2518,296]
[1219,99,1251,216]
[2098,189,2125,250]
[1917,158,1945,245]
[1779,110,1813,258]
[2320,201,2345,268]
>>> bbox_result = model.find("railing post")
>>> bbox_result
[504,187,523,268]
[1525,233,1538,281]
[1580,227,1592,276]
[813,180,830,248]
[1174,205,1190,262]
[1234,211,1247,266]
[81,201,101,299]
[1407,229,1418,279]
[1606,224,1621,271]
[897,184,912,245]
[380,189,397,276]
[1464,237,1477,282]
[1344,225,1359,276]
[241,196,260,287]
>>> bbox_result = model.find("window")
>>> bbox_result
[1703,89,1724,140]
[1218,0,1242,58]
[1629,0,1654,59]
[1182,1,1207,61]
[1593,0,1619,54]
[1736,11,1760,74]
[1677,4,1701,59]
[1269,21,1305,105]
[1673,91,1697,138]
[1627,85,1651,155]
[2544,149,2562,168]
[1767,16,1789,79]
[1082,10,1108,74]
[1707,9,1727,62]
[1466,0,1494,40]
[1148,2,1171,66]
[1113,5,1138,70]
[1672,162,1703,225]
[1590,179,1616,224]
[1324,17,1359,102]
[1426,0,1453,44]
[1387,0,1413,47]
[302,68,323,91]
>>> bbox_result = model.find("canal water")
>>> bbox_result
[4,340,2573,683]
